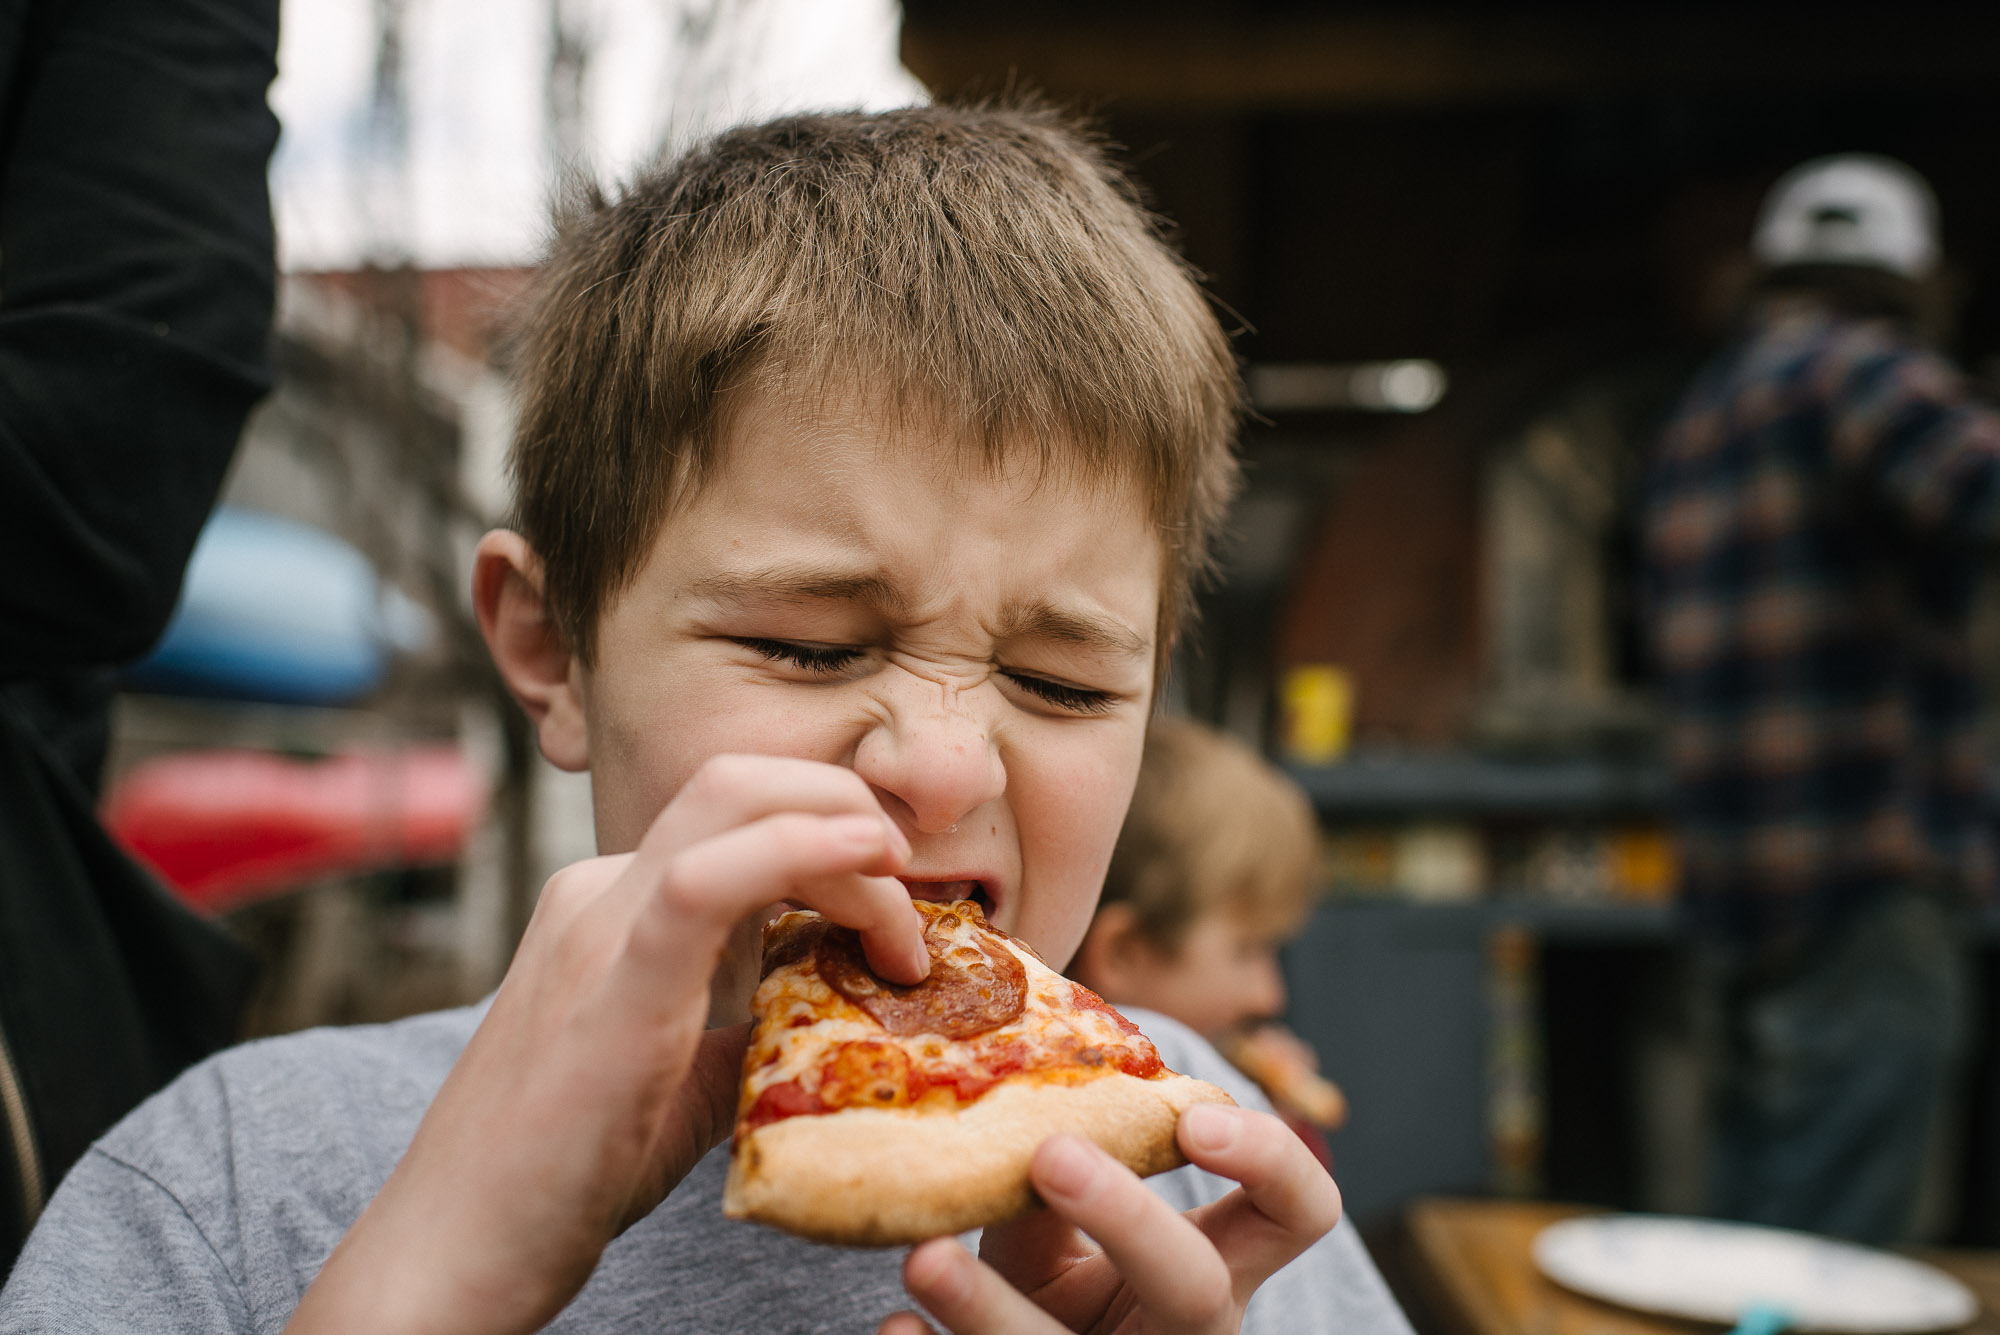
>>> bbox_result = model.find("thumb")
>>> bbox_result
[977,1197,1096,1291]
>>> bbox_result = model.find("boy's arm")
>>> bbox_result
[283,755,929,1335]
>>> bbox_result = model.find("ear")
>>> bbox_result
[1073,900,1147,999]
[472,530,590,772]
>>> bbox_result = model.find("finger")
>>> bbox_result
[877,1312,939,1335]
[1030,1136,1232,1330]
[975,1205,1100,1294]
[522,851,637,935]
[645,753,912,863]
[1178,1104,1342,1292]
[627,757,923,981]
[903,1237,1061,1335]
[624,812,928,987]
[977,1212,1120,1332]
[790,873,932,983]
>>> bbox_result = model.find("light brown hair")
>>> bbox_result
[1101,716,1322,948]
[508,100,1243,666]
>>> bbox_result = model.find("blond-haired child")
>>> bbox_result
[1075,716,1346,1135]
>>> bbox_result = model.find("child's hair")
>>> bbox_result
[1102,716,1321,948]
[508,99,1242,668]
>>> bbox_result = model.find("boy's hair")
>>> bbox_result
[1101,716,1321,948]
[509,100,1243,667]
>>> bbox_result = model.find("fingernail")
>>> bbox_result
[1184,1103,1239,1153]
[881,818,911,860]
[1038,1136,1098,1199]
[830,814,884,849]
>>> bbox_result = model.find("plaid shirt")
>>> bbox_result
[1643,296,2000,952]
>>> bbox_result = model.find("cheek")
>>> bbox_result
[584,661,861,852]
[1186,931,1260,994]
[1013,726,1146,963]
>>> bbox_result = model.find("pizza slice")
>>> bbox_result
[723,898,1234,1246]
[1218,1023,1348,1130]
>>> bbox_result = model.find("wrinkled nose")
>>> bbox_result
[853,687,1007,835]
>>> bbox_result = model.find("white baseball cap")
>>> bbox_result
[1753,154,1939,279]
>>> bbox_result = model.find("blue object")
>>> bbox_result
[126,508,434,705]
[1727,1303,1791,1335]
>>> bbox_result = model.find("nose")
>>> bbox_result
[852,678,1007,835]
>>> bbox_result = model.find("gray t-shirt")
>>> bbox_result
[0,1003,1411,1333]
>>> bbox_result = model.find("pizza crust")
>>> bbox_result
[723,1070,1234,1246]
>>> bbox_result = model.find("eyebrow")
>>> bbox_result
[995,602,1152,661]
[688,562,1150,660]
[687,564,911,616]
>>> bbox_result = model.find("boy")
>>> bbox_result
[0,103,1410,1333]
[1074,717,1346,1136]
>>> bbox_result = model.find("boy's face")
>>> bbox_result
[571,386,1160,972]
[1094,908,1290,1039]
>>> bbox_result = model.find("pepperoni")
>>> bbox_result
[817,908,1027,1039]
[1113,1044,1166,1079]
[759,913,829,979]
[1068,984,1165,1075]
[1070,981,1144,1038]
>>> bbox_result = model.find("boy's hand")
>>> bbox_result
[286,755,925,1335]
[879,1104,1339,1335]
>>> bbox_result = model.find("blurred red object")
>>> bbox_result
[102,746,485,913]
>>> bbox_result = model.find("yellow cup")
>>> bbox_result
[1281,664,1353,765]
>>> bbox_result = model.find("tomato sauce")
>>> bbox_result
[741,1078,824,1131]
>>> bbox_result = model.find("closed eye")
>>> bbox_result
[1003,671,1117,715]
[732,638,864,675]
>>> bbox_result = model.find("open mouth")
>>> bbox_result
[899,877,994,917]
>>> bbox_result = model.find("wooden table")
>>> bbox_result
[1405,1198,2000,1335]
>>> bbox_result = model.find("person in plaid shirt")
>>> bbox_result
[1643,155,2000,1242]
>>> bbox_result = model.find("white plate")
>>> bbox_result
[1532,1215,1980,1333]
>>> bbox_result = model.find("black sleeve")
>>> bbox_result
[0,0,279,678]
